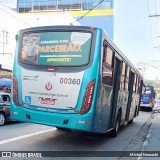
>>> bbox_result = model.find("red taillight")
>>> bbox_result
[80,80,95,114]
[47,67,56,71]
[148,97,153,104]
[13,75,22,106]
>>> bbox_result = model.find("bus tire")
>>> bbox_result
[109,113,121,138]
[0,112,6,126]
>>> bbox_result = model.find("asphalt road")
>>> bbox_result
[0,111,153,160]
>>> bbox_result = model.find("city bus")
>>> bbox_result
[11,26,143,137]
[140,85,155,111]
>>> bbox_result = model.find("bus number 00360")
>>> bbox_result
[60,78,81,85]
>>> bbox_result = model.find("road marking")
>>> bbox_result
[0,128,56,145]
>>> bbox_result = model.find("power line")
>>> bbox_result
[154,46,160,48]
[149,14,160,17]
[135,59,160,68]
[147,0,156,50]
[72,0,105,24]
[146,63,160,70]
[155,0,158,47]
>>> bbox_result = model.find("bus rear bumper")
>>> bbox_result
[140,103,153,108]
[10,105,94,132]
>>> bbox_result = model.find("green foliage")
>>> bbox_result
[144,80,160,94]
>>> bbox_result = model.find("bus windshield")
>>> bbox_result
[143,86,152,95]
[20,31,92,66]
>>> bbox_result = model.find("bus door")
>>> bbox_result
[109,57,121,128]
[125,70,135,121]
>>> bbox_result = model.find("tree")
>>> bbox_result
[144,79,160,94]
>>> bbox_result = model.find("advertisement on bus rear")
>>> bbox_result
[21,32,92,66]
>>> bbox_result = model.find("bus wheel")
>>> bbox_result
[0,112,6,126]
[109,113,121,138]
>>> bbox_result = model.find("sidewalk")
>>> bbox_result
[140,112,160,160]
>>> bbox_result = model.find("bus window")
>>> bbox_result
[102,46,113,86]
[105,47,113,67]
[120,62,126,90]
[102,66,113,86]
[133,74,137,92]
[136,76,140,94]
[125,66,130,91]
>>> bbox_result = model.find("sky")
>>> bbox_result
[114,0,160,80]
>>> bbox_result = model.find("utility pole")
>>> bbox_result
[32,0,34,12]
[148,14,160,17]
[56,0,58,11]
[149,15,160,49]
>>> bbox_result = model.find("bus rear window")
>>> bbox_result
[20,31,92,66]
[144,87,151,95]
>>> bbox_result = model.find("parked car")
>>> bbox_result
[0,93,11,126]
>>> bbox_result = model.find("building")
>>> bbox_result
[0,2,80,70]
[0,3,30,70]
[16,0,114,39]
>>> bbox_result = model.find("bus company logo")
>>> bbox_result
[39,97,56,105]
[45,82,52,91]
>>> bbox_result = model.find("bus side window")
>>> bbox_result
[125,66,130,91]
[140,80,145,95]
[136,76,140,94]
[133,74,137,92]
[120,62,126,90]
[102,46,113,86]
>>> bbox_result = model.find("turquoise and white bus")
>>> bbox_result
[11,26,143,137]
